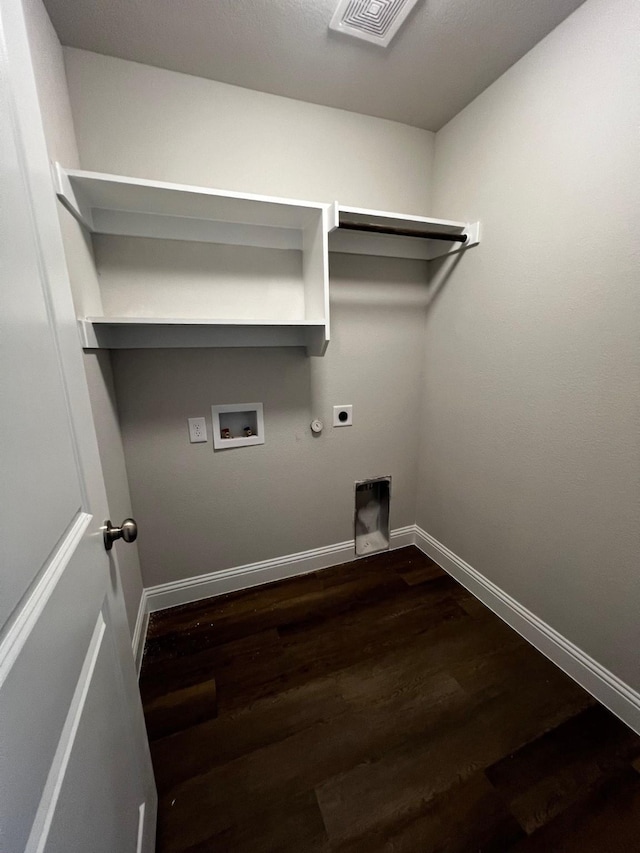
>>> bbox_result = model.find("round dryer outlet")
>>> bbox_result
[333,405,353,427]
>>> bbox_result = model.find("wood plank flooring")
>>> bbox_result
[140,546,640,852]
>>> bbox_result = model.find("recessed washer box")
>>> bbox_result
[212,402,264,449]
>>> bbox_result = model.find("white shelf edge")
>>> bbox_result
[55,162,329,219]
[63,166,331,210]
[336,203,469,231]
[83,317,327,326]
[78,318,329,357]
[328,201,340,233]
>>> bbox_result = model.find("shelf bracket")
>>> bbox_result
[52,162,94,231]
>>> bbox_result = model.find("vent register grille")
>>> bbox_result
[329,0,421,47]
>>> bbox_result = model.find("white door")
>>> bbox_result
[0,0,157,850]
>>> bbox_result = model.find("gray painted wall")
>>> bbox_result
[63,49,435,588]
[63,48,433,214]
[22,0,144,635]
[114,255,428,587]
[418,0,640,687]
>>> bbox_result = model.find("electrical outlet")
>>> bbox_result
[333,405,353,427]
[188,417,207,443]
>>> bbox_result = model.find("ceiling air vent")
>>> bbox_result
[329,0,421,47]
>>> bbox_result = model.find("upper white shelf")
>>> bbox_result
[54,164,331,357]
[53,164,479,357]
[329,203,480,261]
[53,164,330,251]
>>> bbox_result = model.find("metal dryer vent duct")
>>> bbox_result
[329,0,421,47]
[354,477,391,557]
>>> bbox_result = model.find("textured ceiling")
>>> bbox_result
[43,0,587,131]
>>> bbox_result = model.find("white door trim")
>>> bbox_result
[0,511,91,686]
[25,613,106,853]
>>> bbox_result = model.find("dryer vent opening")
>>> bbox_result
[355,476,391,557]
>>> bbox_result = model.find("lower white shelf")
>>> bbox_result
[78,318,329,357]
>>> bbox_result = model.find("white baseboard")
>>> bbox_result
[132,521,640,735]
[138,525,415,651]
[414,525,640,735]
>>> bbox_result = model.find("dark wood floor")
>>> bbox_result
[140,546,640,852]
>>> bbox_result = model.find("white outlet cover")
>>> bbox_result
[188,416,207,443]
[333,405,353,427]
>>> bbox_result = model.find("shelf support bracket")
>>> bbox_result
[53,162,94,231]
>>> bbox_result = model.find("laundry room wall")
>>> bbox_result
[416,0,640,689]
[63,49,435,588]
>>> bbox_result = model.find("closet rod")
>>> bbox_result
[339,219,468,243]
